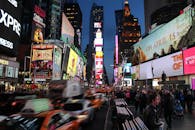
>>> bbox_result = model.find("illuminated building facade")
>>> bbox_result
[117,0,141,64]
[86,3,103,84]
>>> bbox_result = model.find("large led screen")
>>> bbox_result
[140,62,153,80]
[31,5,45,43]
[31,44,54,79]
[53,46,62,80]
[133,8,192,64]
[183,47,195,74]
[130,65,140,79]
[67,48,78,77]
[151,51,183,78]
[61,13,74,44]
[0,0,22,56]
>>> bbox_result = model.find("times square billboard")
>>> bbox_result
[133,8,192,64]
[136,51,183,80]
[0,0,22,56]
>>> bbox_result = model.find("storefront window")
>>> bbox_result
[0,65,3,77]
[6,66,14,78]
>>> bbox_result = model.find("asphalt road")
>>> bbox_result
[82,103,109,130]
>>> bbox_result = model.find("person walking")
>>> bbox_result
[143,92,165,130]
[163,89,174,128]
[186,90,193,113]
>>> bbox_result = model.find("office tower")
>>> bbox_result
[63,2,82,50]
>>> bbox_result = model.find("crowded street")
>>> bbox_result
[1,0,195,130]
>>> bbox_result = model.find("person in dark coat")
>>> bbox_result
[143,92,164,130]
[163,89,174,128]
[186,90,193,113]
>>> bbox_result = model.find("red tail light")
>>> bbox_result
[12,102,17,106]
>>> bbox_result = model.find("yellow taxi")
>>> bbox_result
[0,98,83,130]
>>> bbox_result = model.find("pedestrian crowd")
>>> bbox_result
[112,86,194,130]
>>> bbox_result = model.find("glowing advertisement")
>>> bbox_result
[94,22,102,28]
[32,49,53,61]
[133,9,192,63]
[183,47,195,74]
[0,0,22,56]
[115,35,119,64]
[67,49,78,77]
[94,38,103,46]
[52,46,62,80]
[31,5,45,43]
[76,57,84,77]
[31,44,54,79]
[95,51,103,59]
[151,51,183,78]
[123,63,131,73]
[95,46,102,52]
[96,29,102,39]
[192,78,195,90]
[61,13,74,44]
[139,62,153,80]
[95,61,103,69]
[130,65,140,79]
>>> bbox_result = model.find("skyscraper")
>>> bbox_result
[86,3,103,85]
[117,0,141,64]
[63,1,82,50]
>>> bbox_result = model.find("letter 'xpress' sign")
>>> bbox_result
[0,0,22,56]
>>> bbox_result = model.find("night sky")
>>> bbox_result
[77,0,145,84]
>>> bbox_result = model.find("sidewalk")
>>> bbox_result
[171,102,195,130]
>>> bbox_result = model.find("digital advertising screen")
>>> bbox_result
[61,13,74,44]
[31,5,45,43]
[151,51,183,78]
[139,61,153,80]
[133,8,192,63]
[52,46,62,80]
[130,65,140,80]
[0,0,22,56]
[67,48,78,77]
[31,44,54,79]
[183,47,195,74]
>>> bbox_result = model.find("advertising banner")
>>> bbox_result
[31,44,54,79]
[32,49,53,61]
[31,60,53,79]
[130,65,140,79]
[31,21,44,43]
[151,51,183,78]
[133,9,192,64]
[183,47,195,74]
[0,0,22,56]
[31,5,45,43]
[192,78,195,90]
[95,51,103,59]
[139,62,153,80]
[61,13,74,44]
[76,57,84,78]
[52,46,62,80]
[67,48,78,77]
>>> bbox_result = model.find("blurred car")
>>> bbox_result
[0,98,84,130]
[63,99,95,124]
[0,93,37,115]
[84,94,103,110]
[94,93,108,104]
[0,110,83,130]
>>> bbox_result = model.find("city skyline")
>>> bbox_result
[77,0,145,84]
